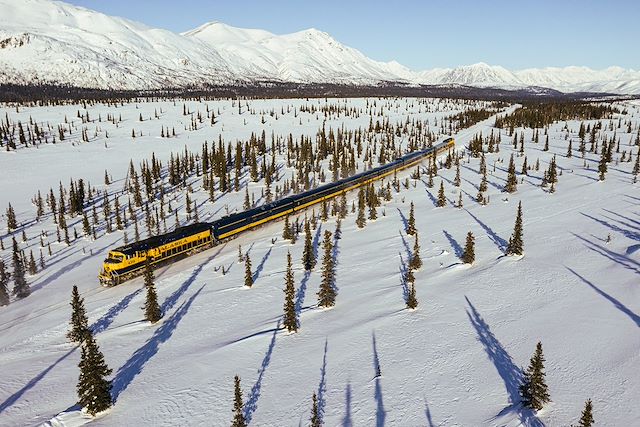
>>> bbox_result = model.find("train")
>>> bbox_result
[98,137,455,286]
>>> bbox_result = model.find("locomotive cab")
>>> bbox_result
[98,250,127,286]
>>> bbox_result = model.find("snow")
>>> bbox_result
[1,0,640,93]
[0,97,639,426]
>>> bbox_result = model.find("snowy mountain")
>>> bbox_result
[1,0,640,94]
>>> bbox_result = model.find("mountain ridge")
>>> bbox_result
[1,0,639,94]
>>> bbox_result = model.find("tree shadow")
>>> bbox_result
[465,296,543,427]
[372,332,386,426]
[566,266,639,328]
[91,286,144,334]
[396,207,408,231]
[342,382,353,427]
[424,398,436,427]
[424,185,438,207]
[0,346,77,414]
[244,320,280,424]
[317,339,328,424]
[111,285,204,401]
[313,223,323,261]
[602,208,640,229]
[442,229,463,258]
[581,212,640,242]
[252,247,273,282]
[295,270,312,315]
[465,209,507,252]
[399,231,412,261]
[31,239,114,292]
[572,232,640,275]
[160,251,218,315]
[398,252,409,303]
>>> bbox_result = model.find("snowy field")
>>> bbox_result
[0,97,639,426]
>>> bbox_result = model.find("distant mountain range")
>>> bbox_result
[1,0,639,94]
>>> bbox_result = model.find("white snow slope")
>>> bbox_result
[0,97,639,426]
[1,0,640,94]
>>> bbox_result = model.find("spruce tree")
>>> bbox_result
[406,281,418,309]
[28,250,37,275]
[283,215,292,240]
[6,203,17,231]
[462,231,475,264]
[310,392,321,427]
[77,332,112,416]
[244,253,253,288]
[283,252,298,333]
[409,232,422,270]
[598,147,607,181]
[506,202,524,256]
[436,180,446,207]
[404,266,415,284]
[505,154,517,193]
[11,237,30,298]
[67,285,90,343]
[0,260,10,306]
[406,202,416,235]
[520,341,550,411]
[143,259,161,323]
[356,188,366,228]
[232,375,246,427]
[577,399,594,427]
[302,220,316,271]
[317,230,336,308]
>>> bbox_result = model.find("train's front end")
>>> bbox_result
[98,250,126,286]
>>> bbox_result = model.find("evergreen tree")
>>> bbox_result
[143,259,161,323]
[520,341,550,411]
[409,232,422,270]
[282,215,292,240]
[505,154,517,193]
[406,202,416,235]
[437,180,446,207]
[462,231,475,264]
[598,147,608,181]
[454,163,461,187]
[283,252,298,332]
[317,230,336,308]
[67,285,90,342]
[6,203,17,231]
[506,202,524,256]
[28,250,37,275]
[77,332,112,416]
[310,392,321,427]
[404,266,415,284]
[0,260,10,306]
[232,375,246,427]
[244,253,253,288]
[11,237,30,298]
[356,188,366,228]
[577,399,594,427]
[406,281,418,309]
[302,221,316,271]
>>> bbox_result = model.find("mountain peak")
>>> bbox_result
[0,0,638,93]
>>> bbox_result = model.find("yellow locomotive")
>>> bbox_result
[98,223,213,286]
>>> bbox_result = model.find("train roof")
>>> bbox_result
[113,222,211,256]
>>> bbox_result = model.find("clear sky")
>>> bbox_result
[65,0,639,71]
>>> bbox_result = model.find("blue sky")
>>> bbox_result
[66,0,639,70]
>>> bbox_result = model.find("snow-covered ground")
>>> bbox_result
[0,97,639,426]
